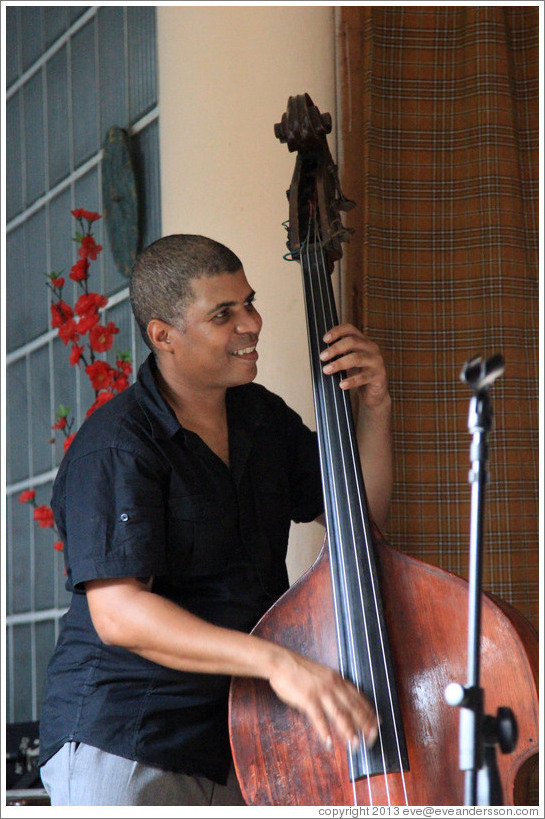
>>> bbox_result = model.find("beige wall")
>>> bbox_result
[157,5,338,581]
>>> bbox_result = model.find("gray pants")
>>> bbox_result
[40,742,246,806]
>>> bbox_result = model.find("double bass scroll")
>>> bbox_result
[228,93,539,807]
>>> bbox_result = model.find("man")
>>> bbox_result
[39,234,393,806]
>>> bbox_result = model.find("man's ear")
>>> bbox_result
[147,319,174,352]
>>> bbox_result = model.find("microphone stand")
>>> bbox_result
[445,354,517,806]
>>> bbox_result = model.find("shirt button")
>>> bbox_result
[120,513,129,522]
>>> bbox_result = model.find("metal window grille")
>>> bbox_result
[4,5,161,723]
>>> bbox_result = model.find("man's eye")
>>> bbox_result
[213,310,229,322]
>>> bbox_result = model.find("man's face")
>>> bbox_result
[165,268,263,392]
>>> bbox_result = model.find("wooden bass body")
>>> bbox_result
[229,534,538,806]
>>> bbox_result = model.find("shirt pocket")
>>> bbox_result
[166,493,239,579]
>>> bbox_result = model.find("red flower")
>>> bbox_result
[89,322,118,353]
[85,360,115,391]
[75,293,107,334]
[33,505,55,528]
[86,389,115,417]
[116,359,133,375]
[50,300,74,328]
[57,318,79,345]
[69,258,89,282]
[71,209,101,223]
[112,372,130,392]
[75,292,108,316]
[19,489,36,504]
[38,208,125,558]
[79,235,102,261]
[64,434,76,452]
[76,312,100,334]
[69,343,85,366]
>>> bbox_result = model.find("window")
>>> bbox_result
[4,5,161,722]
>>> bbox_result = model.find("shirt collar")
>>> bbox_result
[135,354,181,440]
[134,354,264,441]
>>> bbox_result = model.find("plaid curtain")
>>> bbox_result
[337,6,539,634]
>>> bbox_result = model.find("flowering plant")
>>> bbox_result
[19,208,132,551]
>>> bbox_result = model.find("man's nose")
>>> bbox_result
[235,310,262,335]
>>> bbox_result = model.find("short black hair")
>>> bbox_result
[129,234,242,349]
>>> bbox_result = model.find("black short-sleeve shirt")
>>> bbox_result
[39,354,323,783]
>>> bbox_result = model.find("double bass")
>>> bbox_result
[228,94,538,806]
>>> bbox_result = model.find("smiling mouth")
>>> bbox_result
[231,345,257,357]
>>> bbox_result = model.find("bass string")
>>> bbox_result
[301,214,409,805]
[301,235,383,806]
[312,236,409,807]
[311,238,408,807]
[319,229,408,804]
[307,238,405,806]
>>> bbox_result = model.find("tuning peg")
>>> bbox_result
[310,109,332,136]
[275,94,332,152]
[274,119,288,143]
[334,197,356,213]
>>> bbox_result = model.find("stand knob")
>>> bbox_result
[493,708,518,754]
[445,682,466,706]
